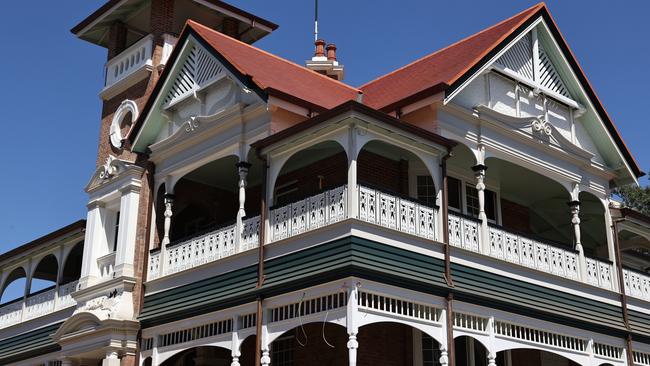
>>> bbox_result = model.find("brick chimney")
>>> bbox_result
[305,39,344,81]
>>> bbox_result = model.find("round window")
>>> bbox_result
[109,100,139,149]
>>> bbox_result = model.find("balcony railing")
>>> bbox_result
[104,35,154,89]
[148,185,438,281]
[0,280,78,329]
[623,268,650,302]
[448,212,617,291]
[144,185,650,304]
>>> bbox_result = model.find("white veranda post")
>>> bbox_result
[347,282,359,366]
[236,161,251,252]
[569,199,587,280]
[472,164,489,254]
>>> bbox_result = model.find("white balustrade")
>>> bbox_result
[97,252,116,282]
[105,35,154,88]
[57,280,79,308]
[488,225,579,281]
[623,268,650,302]
[165,224,236,276]
[0,280,78,329]
[0,300,23,328]
[241,216,261,251]
[271,186,347,242]
[24,287,56,320]
[448,213,480,252]
[358,185,437,240]
[585,257,615,290]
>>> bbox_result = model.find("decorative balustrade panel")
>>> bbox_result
[105,35,153,87]
[165,224,236,276]
[448,213,479,252]
[58,281,79,308]
[585,257,614,290]
[97,252,116,282]
[24,288,56,320]
[623,268,650,302]
[242,216,261,251]
[271,186,347,242]
[358,186,437,240]
[0,300,23,328]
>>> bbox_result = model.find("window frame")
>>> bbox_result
[447,171,501,225]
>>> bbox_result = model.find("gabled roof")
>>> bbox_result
[187,21,360,110]
[359,3,544,111]
[359,2,643,178]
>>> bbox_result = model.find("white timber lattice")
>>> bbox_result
[163,43,225,108]
[158,318,232,347]
[141,337,154,351]
[357,290,441,323]
[268,291,347,323]
[494,320,586,352]
[495,30,571,98]
[496,33,534,80]
[453,312,489,333]
[538,42,570,97]
[239,312,257,329]
[593,342,624,361]
[635,351,650,366]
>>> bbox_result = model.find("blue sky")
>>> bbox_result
[0,1,648,299]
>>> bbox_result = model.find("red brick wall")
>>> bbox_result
[500,198,531,234]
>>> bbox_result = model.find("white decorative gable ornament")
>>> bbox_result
[99,154,118,180]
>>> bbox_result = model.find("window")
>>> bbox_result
[448,177,462,211]
[448,176,499,223]
[113,211,120,252]
[416,175,437,206]
[271,336,294,366]
[421,333,442,366]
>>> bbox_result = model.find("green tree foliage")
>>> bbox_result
[615,183,650,216]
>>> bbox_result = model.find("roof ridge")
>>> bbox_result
[187,20,360,93]
[358,2,545,89]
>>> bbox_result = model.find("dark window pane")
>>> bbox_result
[448,177,461,210]
[417,175,436,206]
[485,189,497,221]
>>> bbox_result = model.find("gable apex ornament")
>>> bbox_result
[99,154,118,180]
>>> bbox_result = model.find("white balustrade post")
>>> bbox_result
[487,316,497,366]
[346,281,359,366]
[159,192,174,278]
[569,200,587,281]
[347,124,359,219]
[231,315,241,366]
[235,162,251,253]
[472,164,490,254]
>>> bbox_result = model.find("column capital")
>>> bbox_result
[236,161,252,170]
[471,164,488,173]
[567,200,580,207]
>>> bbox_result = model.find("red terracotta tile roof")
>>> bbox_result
[188,20,360,111]
[359,3,544,111]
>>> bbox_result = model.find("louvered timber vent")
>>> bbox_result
[158,318,232,347]
[163,44,225,107]
[269,292,347,323]
[496,33,534,80]
[357,291,441,323]
[537,43,570,97]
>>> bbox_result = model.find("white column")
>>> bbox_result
[569,200,587,281]
[161,194,174,246]
[235,162,251,253]
[54,245,64,309]
[439,306,449,366]
[487,316,497,366]
[472,164,490,254]
[603,201,620,290]
[261,304,271,366]
[79,201,107,289]
[231,315,241,366]
[21,258,33,321]
[346,282,359,366]
[114,185,141,278]
[102,351,120,366]
[347,124,359,220]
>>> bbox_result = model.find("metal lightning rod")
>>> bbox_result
[314,0,319,42]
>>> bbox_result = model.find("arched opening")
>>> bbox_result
[266,323,348,366]
[29,254,58,294]
[160,346,231,366]
[142,357,152,366]
[358,322,442,366]
[1,267,27,304]
[357,140,436,205]
[484,157,572,247]
[158,152,265,244]
[454,336,488,366]
[578,191,608,259]
[273,141,347,206]
[61,241,84,284]
[496,348,580,366]
[239,335,257,366]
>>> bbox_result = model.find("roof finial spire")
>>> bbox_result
[314,0,319,42]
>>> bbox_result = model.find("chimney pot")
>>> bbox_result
[326,44,337,61]
[314,39,326,57]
